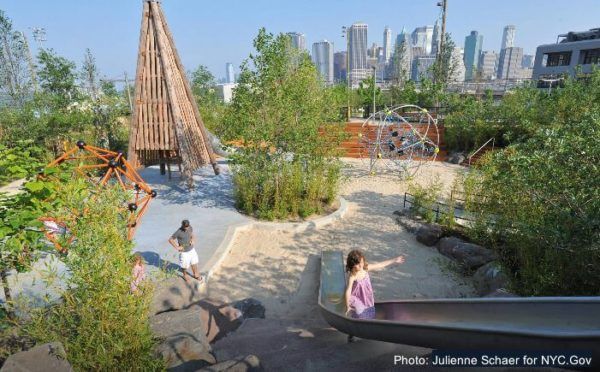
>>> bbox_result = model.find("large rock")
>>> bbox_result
[188,299,243,343]
[233,298,265,319]
[416,224,443,246]
[473,262,509,296]
[448,152,466,164]
[150,308,215,370]
[198,355,262,372]
[0,342,73,372]
[484,288,519,298]
[437,237,496,270]
[151,277,204,315]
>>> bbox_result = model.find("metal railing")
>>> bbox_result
[402,192,476,223]
[467,137,495,166]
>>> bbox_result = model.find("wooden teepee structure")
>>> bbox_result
[127,0,219,187]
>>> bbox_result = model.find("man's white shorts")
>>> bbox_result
[179,249,199,269]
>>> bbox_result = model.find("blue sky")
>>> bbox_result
[2,0,598,82]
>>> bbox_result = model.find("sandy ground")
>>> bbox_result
[208,159,474,319]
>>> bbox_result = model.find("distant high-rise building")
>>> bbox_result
[478,50,498,80]
[383,26,392,63]
[497,46,523,79]
[333,51,347,82]
[312,40,334,85]
[451,47,466,82]
[391,29,412,81]
[521,54,534,68]
[464,31,483,80]
[501,25,516,51]
[348,22,368,87]
[411,55,436,81]
[287,32,306,51]
[412,26,434,55]
[431,20,441,56]
[225,62,234,84]
[368,42,379,58]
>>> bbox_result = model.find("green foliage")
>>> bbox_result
[356,75,383,117]
[464,106,600,296]
[407,176,442,223]
[190,64,226,133]
[0,141,47,186]
[22,181,161,370]
[0,10,34,106]
[222,28,344,219]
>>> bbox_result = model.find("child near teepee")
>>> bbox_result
[344,249,405,342]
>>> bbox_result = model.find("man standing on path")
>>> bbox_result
[168,219,203,283]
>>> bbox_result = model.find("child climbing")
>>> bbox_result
[131,253,146,294]
[344,249,405,342]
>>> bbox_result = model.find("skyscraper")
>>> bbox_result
[451,47,466,82]
[348,23,368,87]
[391,29,412,81]
[464,31,483,80]
[225,62,234,84]
[501,25,516,50]
[383,26,392,63]
[333,51,347,82]
[431,20,441,56]
[521,54,534,68]
[411,26,434,55]
[312,40,334,85]
[287,32,306,51]
[497,46,523,79]
[478,51,498,80]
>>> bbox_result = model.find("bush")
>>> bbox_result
[0,141,47,186]
[464,107,600,295]
[223,29,344,220]
[407,176,442,223]
[22,180,161,370]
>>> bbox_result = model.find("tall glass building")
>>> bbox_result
[312,40,334,85]
[348,23,368,87]
[225,63,234,84]
[464,31,483,80]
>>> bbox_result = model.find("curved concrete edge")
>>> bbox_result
[203,197,349,281]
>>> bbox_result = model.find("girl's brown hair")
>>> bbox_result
[346,250,368,273]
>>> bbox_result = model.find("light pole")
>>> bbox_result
[372,66,376,117]
[436,0,448,83]
[342,26,351,120]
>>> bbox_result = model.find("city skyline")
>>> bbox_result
[2,0,598,81]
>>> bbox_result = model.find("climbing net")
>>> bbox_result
[359,105,440,178]
[40,140,156,251]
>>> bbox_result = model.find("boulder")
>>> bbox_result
[484,288,519,298]
[416,224,443,246]
[233,298,265,319]
[198,355,262,372]
[473,262,509,296]
[188,299,244,343]
[392,210,424,233]
[0,342,73,372]
[437,237,496,270]
[150,308,215,370]
[448,152,466,164]
[151,277,204,315]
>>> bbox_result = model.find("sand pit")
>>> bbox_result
[208,159,474,319]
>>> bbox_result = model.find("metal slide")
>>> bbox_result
[319,250,600,366]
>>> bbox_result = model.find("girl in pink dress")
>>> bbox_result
[344,249,405,342]
[131,254,146,294]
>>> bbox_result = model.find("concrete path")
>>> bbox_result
[133,160,250,277]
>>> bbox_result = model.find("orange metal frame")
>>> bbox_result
[42,141,156,251]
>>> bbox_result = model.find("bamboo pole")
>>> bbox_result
[156,4,220,175]
[127,1,151,167]
[150,1,195,187]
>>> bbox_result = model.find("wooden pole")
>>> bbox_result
[127,1,151,167]
[156,4,220,175]
[150,1,195,188]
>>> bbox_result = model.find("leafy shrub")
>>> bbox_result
[463,107,600,295]
[0,142,47,186]
[407,176,442,223]
[223,29,344,220]
[23,181,161,370]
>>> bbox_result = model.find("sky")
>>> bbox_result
[1,0,598,82]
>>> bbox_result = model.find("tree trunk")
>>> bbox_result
[1,269,14,318]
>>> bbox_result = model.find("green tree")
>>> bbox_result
[0,10,33,106]
[222,28,344,219]
[190,65,224,132]
[356,75,382,117]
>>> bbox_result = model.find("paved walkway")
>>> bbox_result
[134,160,249,276]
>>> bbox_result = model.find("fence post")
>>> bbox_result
[403,193,406,208]
[435,204,440,221]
